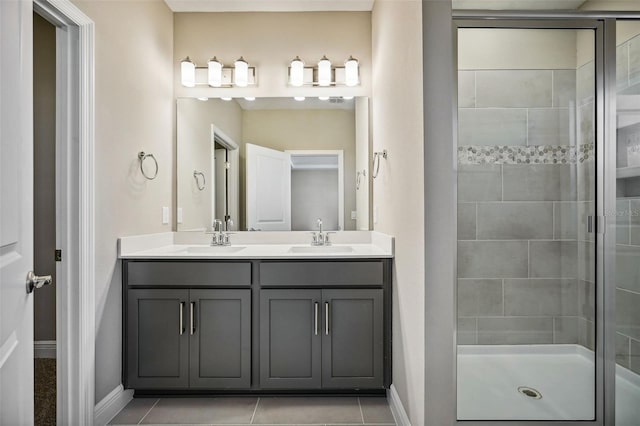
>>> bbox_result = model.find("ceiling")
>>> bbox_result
[164,0,374,12]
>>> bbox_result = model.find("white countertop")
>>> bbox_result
[118,231,394,259]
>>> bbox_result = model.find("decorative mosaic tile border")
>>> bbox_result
[458,144,594,165]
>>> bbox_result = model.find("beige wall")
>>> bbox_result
[372,1,425,424]
[173,12,371,99]
[33,12,56,343]
[72,0,174,403]
[242,109,357,230]
[177,98,242,231]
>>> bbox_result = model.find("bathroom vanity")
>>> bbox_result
[119,232,393,395]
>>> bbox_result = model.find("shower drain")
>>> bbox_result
[518,386,542,399]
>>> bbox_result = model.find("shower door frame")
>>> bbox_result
[451,16,612,426]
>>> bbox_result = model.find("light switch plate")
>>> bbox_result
[162,207,169,224]
[351,211,357,220]
[177,208,183,224]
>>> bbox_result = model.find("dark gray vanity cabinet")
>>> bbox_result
[259,289,322,389]
[124,258,391,393]
[321,289,383,389]
[189,289,251,389]
[126,289,189,389]
[259,288,384,390]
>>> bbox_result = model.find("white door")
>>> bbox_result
[1,0,35,424]
[246,143,291,231]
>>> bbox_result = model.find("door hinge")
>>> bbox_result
[55,249,62,262]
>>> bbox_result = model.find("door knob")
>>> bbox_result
[25,271,52,294]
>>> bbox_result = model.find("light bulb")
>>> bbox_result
[289,56,304,87]
[317,55,331,87]
[345,56,359,87]
[180,57,196,88]
[234,57,249,87]
[208,57,223,87]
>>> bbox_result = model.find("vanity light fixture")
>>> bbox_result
[294,96,306,101]
[234,57,249,87]
[181,57,196,87]
[318,96,330,101]
[317,55,332,87]
[289,56,305,87]
[287,55,360,87]
[197,97,209,101]
[221,97,233,101]
[180,56,257,88]
[344,56,359,87]
[343,96,354,100]
[244,96,255,101]
[208,57,223,87]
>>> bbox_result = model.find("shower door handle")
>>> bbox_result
[588,215,593,233]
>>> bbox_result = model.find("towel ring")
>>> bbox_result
[193,170,206,191]
[356,169,367,190]
[372,150,387,179]
[138,151,158,180]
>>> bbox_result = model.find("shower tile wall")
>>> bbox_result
[615,33,640,375]
[457,67,595,347]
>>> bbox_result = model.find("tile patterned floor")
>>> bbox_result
[109,396,396,426]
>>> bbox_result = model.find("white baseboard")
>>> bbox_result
[94,384,133,426]
[388,384,412,426]
[34,340,56,359]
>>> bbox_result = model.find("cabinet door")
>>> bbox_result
[189,289,251,389]
[260,289,322,388]
[322,289,384,389]
[126,289,189,389]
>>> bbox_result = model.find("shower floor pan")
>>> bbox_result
[457,344,640,423]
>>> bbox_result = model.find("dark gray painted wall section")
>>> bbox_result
[423,0,456,424]
[33,12,56,342]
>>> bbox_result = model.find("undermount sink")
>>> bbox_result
[183,246,246,254]
[288,245,354,254]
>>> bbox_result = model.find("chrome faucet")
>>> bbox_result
[311,218,335,246]
[211,218,234,246]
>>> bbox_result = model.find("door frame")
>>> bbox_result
[32,0,95,424]
[449,17,608,426]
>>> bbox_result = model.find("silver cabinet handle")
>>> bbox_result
[179,302,185,335]
[325,302,330,335]
[314,302,319,335]
[190,302,195,335]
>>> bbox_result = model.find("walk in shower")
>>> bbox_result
[455,18,640,425]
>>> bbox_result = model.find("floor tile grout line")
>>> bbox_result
[357,396,365,424]
[249,397,260,424]
[137,398,160,425]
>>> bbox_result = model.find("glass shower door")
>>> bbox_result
[614,20,640,426]
[456,26,597,421]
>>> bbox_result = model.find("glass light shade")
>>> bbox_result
[317,56,332,87]
[208,57,223,87]
[294,96,305,101]
[234,57,249,87]
[344,56,359,87]
[221,97,232,101]
[180,57,196,87]
[244,97,255,101]
[289,56,304,87]
[343,96,354,100]
[318,96,330,101]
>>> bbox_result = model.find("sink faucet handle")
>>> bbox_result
[225,218,234,231]
[324,231,337,245]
